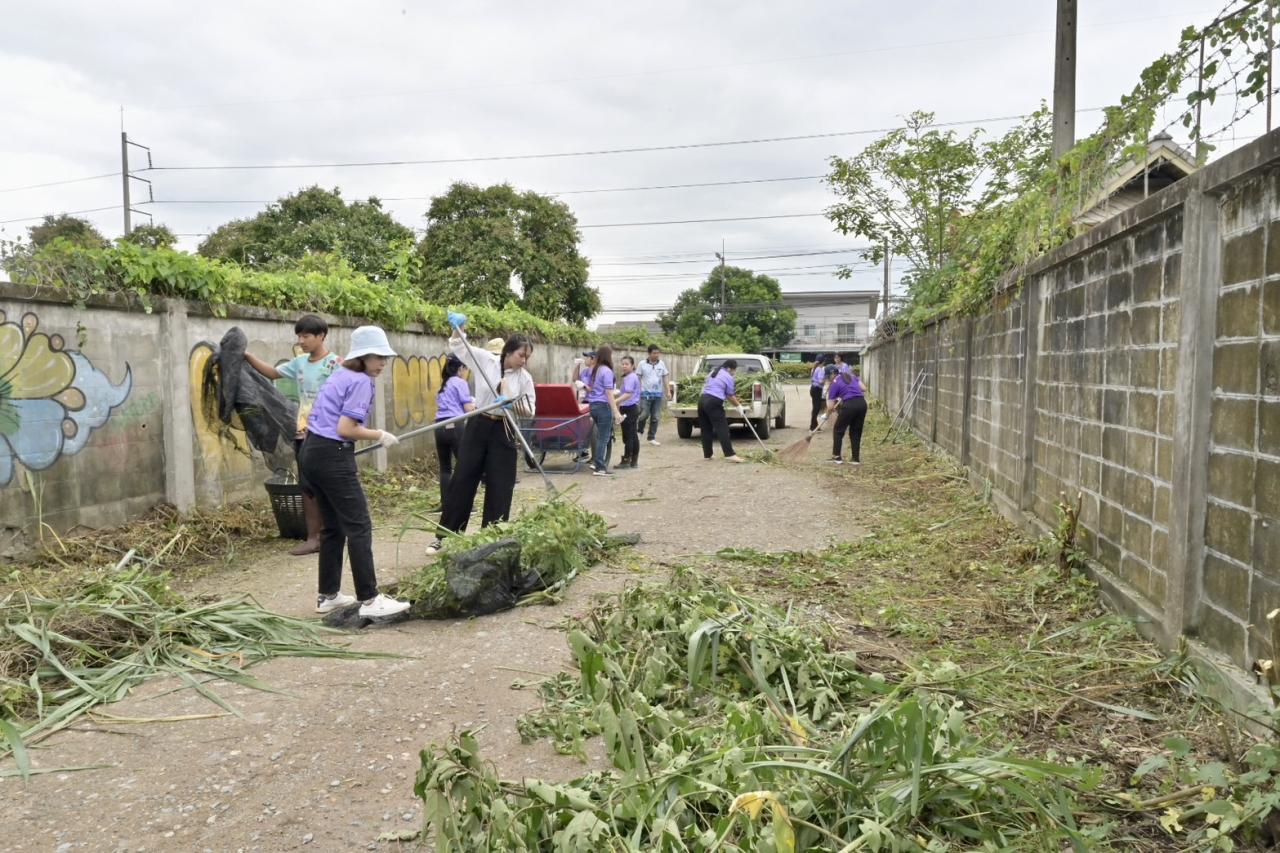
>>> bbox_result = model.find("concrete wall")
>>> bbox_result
[863,128,1280,679]
[0,287,699,552]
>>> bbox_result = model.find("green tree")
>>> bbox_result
[658,265,796,352]
[28,215,108,249]
[417,182,599,325]
[197,186,413,278]
[119,223,177,249]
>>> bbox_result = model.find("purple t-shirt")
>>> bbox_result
[585,365,615,403]
[828,373,864,402]
[811,365,826,387]
[307,367,374,440]
[701,370,736,401]
[617,372,641,407]
[436,375,473,421]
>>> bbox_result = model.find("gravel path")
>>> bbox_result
[1,386,867,852]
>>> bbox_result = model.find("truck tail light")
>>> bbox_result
[752,382,763,402]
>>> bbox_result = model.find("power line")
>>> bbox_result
[0,172,118,195]
[580,212,826,228]
[591,262,867,281]
[145,111,1073,173]
[0,205,120,225]
[592,248,873,266]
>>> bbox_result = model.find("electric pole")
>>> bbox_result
[714,239,727,325]
[1052,0,1077,162]
[120,130,154,237]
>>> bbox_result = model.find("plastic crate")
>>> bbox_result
[264,479,307,540]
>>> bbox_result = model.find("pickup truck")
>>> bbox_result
[669,353,787,440]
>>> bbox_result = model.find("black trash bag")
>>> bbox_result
[441,538,544,617]
[321,601,412,631]
[207,327,298,466]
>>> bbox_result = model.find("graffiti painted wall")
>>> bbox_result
[1,284,701,552]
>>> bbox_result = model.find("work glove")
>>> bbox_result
[447,311,467,329]
[736,405,747,416]
[573,380,586,391]
[377,430,400,448]
[493,394,512,408]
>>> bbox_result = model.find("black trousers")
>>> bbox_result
[698,394,735,458]
[440,415,517,534]
[620,404,639,464]
[809,385,825,431]
[832,396,868,461]
[434,423,463,500]
[298,434,379,601]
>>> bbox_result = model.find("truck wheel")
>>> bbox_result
[774,404,786,430]
[676,418,693,439]
[754,407,770,440]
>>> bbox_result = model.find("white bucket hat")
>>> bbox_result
[344,325,397,360]
[484,337,505,355]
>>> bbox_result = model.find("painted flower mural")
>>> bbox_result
[0,310,132,486]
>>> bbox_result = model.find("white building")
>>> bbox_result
[766,289,881,361]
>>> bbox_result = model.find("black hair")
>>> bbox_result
[441,354,465,382]
[591,344,614,383]
[294,314,328,336]
[710,358,738,378]
[621,355,635,367]
[501,334,534,366]
[647,343,661,353]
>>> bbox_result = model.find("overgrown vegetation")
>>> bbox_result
[833,2,1280,328]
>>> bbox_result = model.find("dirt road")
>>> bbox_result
[1,386,866,852]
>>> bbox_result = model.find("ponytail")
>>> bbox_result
[711,358,738,379]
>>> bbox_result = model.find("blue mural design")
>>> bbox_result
[0,310,132,486]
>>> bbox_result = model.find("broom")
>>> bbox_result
[778,402,838,463]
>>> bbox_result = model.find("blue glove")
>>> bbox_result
[493,394,512,408]
[447,311,467,329]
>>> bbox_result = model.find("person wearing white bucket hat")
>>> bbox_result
[299,325,409,620]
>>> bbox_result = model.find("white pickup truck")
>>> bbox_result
[669,353,787,440]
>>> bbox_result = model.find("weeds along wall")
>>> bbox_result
[0,286,699,553]
[864,128,1280,687]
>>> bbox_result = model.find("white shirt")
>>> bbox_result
[636,359,670,395]
[448,336,537,417]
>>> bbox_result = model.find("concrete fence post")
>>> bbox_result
[961,317,975,466]
[1167,187,1222,642]
[1019,279,1043,511]
[159,299,196,513]
[930,328,941,444]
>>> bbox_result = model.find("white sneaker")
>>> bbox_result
[359,594,410,619]
[315,592,356,613]
[648,439,661,446]
[591,468,612,477]
[426,539,444,554]
[831,457,844,465]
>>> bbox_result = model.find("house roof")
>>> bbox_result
[1076,133,1197,226]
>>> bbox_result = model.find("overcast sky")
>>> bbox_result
[1,1,1260,324]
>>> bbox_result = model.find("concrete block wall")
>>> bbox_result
[1,287,700,552]
[862,127,1280,676]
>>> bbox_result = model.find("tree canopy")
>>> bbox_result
[658,265,796,353]
[197,186,414,278]
[119,223,177,250]
[28,215,108,250]
[417,182,599,326]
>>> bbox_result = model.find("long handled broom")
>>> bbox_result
[778,402,838,463]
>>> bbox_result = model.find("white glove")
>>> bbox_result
[377,430,400,448]
[574,380,587,391]
[736,405,747,415]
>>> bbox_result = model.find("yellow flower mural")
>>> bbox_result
[0,310,132,486]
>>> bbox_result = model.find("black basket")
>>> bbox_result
[264,479,307,540]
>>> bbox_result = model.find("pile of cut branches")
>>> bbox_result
[414,568,1103,850]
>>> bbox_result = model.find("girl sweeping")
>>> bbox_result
[698,359,745,464]
[428,320,537,552]
[434,355,475,500]
[826,366,869,465]
[300,325,410,618]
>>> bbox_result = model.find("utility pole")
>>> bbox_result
[714,239,727,325]
[120,129,154,237]
[1052,0,1077,162]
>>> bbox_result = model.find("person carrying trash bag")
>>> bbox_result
[826,365,870,466]
[698,358,746,464]
[300,325,410,619]
[428,314,537,553]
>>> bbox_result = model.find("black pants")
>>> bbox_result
[440,415,517,534]
[832,396,868,461]
[809,385,825,431]
[434,423,462,500]
[298,434,379,601]
[619,405,639,464]
[698,394,735,458]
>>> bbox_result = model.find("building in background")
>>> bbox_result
[1074,132,1197,230]
[766,289,881,363]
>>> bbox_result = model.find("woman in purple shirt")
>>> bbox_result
[582,345,624,475]
[299,325,410,620]
[809,356,828,431]
[434,355,475,500]
[825,366,870,465]
[698,359,746,463]
[615,356,642,468]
